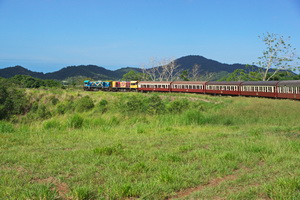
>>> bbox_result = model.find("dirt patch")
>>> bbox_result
[34,176,70,199]
[168,174,237,200]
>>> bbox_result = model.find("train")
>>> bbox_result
[83,80,300,100]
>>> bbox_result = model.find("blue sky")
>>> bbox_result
[0,0,300,72]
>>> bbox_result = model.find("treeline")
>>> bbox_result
[0,75,62,120]
[0,78,29,119]
[8,75,62,88]
[219,69,300,81]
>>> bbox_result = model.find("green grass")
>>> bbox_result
[0,89,299,199]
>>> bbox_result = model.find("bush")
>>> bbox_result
[51,97,59,105]
[36,105,52,119]
[146,95,165,114]
[56,101,75,115]
[30,102,39,113]
[167,99,189,113]
[121,95,144,113]
[95,99,108,113]
[0,121,15,133]
[0,80,29,119]
[119,95,166,115]
[75,96,94,112]
[68,114,84,129]
[56,103,66,115]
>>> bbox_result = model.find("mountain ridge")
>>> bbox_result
[0,55,258,80]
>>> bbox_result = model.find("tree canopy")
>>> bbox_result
[257,32,300,81]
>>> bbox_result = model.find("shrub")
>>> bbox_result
[0,80,29,119]
[75,96,94,112]
[122,95,144,113]
[30,102,39,113]
[146,95,165,114]
[36,105,52,119]
[95,99,108,113]
[51,97,59,105]
[68,114,84,129]
[167,99,189,113]
[0,121,15,133]
[56,103,66,115]
[98,99,108,107]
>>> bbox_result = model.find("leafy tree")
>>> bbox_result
[257,32,300,81]
[0,79,29,119]
[75,96,95,112]
[9,75,62,88]
[179,70,189,81]
[219,69,262,81]
[122,70,142,81]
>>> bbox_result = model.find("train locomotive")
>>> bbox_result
[84,80,300,100]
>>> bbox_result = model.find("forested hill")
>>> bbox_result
[0,55,255,80]
[175,55,258,73]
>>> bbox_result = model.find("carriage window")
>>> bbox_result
[267,87,272,93]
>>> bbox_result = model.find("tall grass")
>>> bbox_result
[0,89,299,199]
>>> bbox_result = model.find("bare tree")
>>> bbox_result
[140,65,149,81]
[257,32,300,81]
[189,64,201,81]
[199,72,215,81]
[141,57,181,81]
[162,59,181,81]
[142,57,159,81]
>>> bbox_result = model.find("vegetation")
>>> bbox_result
[0,88,299,199]
[0,78,29,119]
[0,55,271,82]
[219,68,300,81]
[122,70,143,81]
[9,75,62,88]
[256,32,300,81]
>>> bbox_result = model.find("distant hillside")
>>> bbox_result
[0,55,258,80]
[174,55,258,73]
[0,65,45,79]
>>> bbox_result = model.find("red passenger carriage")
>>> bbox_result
[240,81,279,98]
[205,81,242,96]
[138,81,172,92]
[170,81,206,93]
[277,80,300,100]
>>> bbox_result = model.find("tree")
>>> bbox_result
[0,79,29,119]
[189,64,200,81]
[179,70,189,81]
[122,70,142,81]
[257,32,300,81]
[142,58,181,81]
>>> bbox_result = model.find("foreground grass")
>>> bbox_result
[0,89,299,199]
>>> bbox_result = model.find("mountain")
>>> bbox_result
[0,55,258,80]
[175,55,257,73]
[0,65,45,79]
[44,65,118,80]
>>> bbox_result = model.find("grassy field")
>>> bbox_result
[0,89,299,199]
